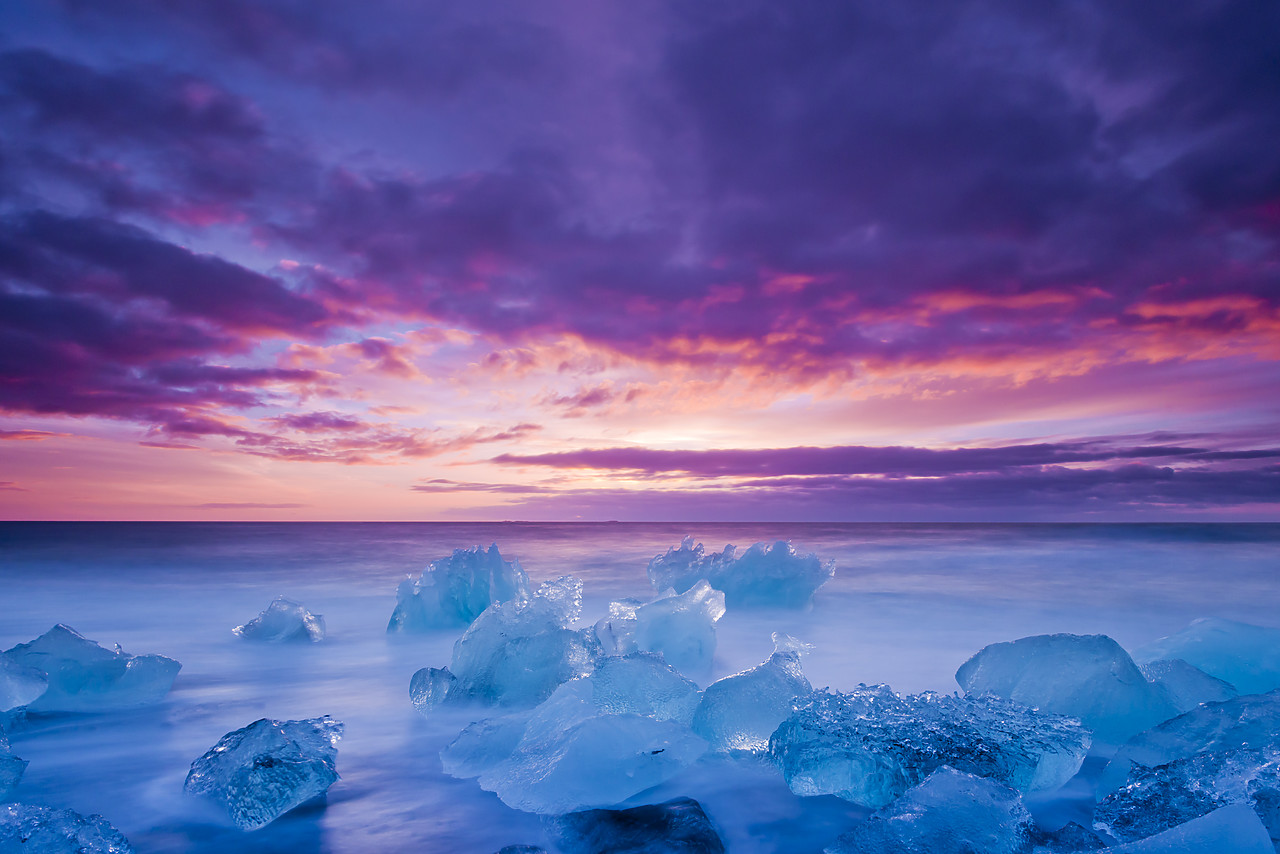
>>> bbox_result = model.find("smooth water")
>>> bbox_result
[2,522,1278,852]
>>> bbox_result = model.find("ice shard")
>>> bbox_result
[956,633,1177,743]
[769,685,1089,808]
[446,577,597,707]
[184,716,343,830]
[0,804,135,853]
[825,766,1034,854]
[692,640,812,753]
[647,537,834,608]
[388,544,531,632]
[234,596,325,643]
[2,625,180,713]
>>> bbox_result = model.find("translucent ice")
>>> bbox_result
[769,685,1090,808]
[825,766,1033,854]
[234,596,325,643]
[633,581,726,676]
[692,642,812,753]
[549,796,726,854]
[2,624,181,713]
[184,716,343,830]
[1,728,26,799]
[408,666,457,715]
[1140,658,1237,713]
[1106,804,1273,853]
[445,577,597,707]
[388,544,530,632]
[588,653,702,725]
[1,655,47,713]
[0,803,134,854]
[956,633,1177,743]
[441,678,707,814]
[594,598,643,656]
[1095,744,1280,846]
[1097,690,1280,798]
[1132,617,1280,696]
[647,537,835,608]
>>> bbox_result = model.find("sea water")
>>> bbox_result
[1,522,1277,852]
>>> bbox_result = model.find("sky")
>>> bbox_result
[1,0,1278,521]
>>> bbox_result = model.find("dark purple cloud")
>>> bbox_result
[493,441,1280,479]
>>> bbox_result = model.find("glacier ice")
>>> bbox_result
[647,537,835,608]
[1106,803,1274,853]
[1,624,181,713]
[1095,744,1280,846]
[825,766,1033,854]
[1132,617,1280,696]
[184,716,343,830]
[1140,658,1237,713]
[587,653,702,725]
[768,685,1090,809]
[234,596,325,643]
[594,598,643,656]
[388,544,530,632]
[692,639,812,753]
[409,666,457,715]
[444,577,597,707]
[1097,690,1280,798]
[955,633,1177,743]
[440,674,707,814]
[548,796,726,854]
[0,803,134,854]
[1,727,27,799]
[633,581,726,676]
[1029,822,1107,852]
[1,656,48,714]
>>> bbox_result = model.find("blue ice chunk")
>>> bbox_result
[594,598,643,656]
[1132,618,1280,696]
[549,796,726,854]
[1106,804,1273,853]
[1095,744,1280,846]
[1097,690,1280,798]
[588,653,702,725]
[1029,822,1107,852]
[0,655,47,713]
[2,625,180,713]
[769,685,1090,809]
[1,728,27,799]
[0,803,134,853]
[825,766,1034,854]
[692,641,812,754]
[184,716,343,830]
[388,544,531,632]
[447,577,597,707]
[1140,659,1237,713]
[956,633,1177,743]
[408,666,457,716]
[441,678,707,814]
[234,596,325,643]
[633,581,725,676]
[647,537,834,608]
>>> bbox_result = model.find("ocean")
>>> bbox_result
[2,522,1278,852]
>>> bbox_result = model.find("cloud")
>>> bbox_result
[193,502,308,509]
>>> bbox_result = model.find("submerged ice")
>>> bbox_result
[184,716,343,830]
[1106,804,1274,853]
[0,803,134,854]
[647,537,835,608]
[1,624,180,713]
[548,797,726,854]
[234,596,325,643]
[825,766,1034,854]
[388,544,530,632]
[769,685,1089,809]
[956,633,1177,743]
[1132,617,1280,696]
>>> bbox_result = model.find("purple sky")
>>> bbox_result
[1,0,1278,520]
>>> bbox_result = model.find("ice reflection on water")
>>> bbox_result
[1,522,1277,852]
